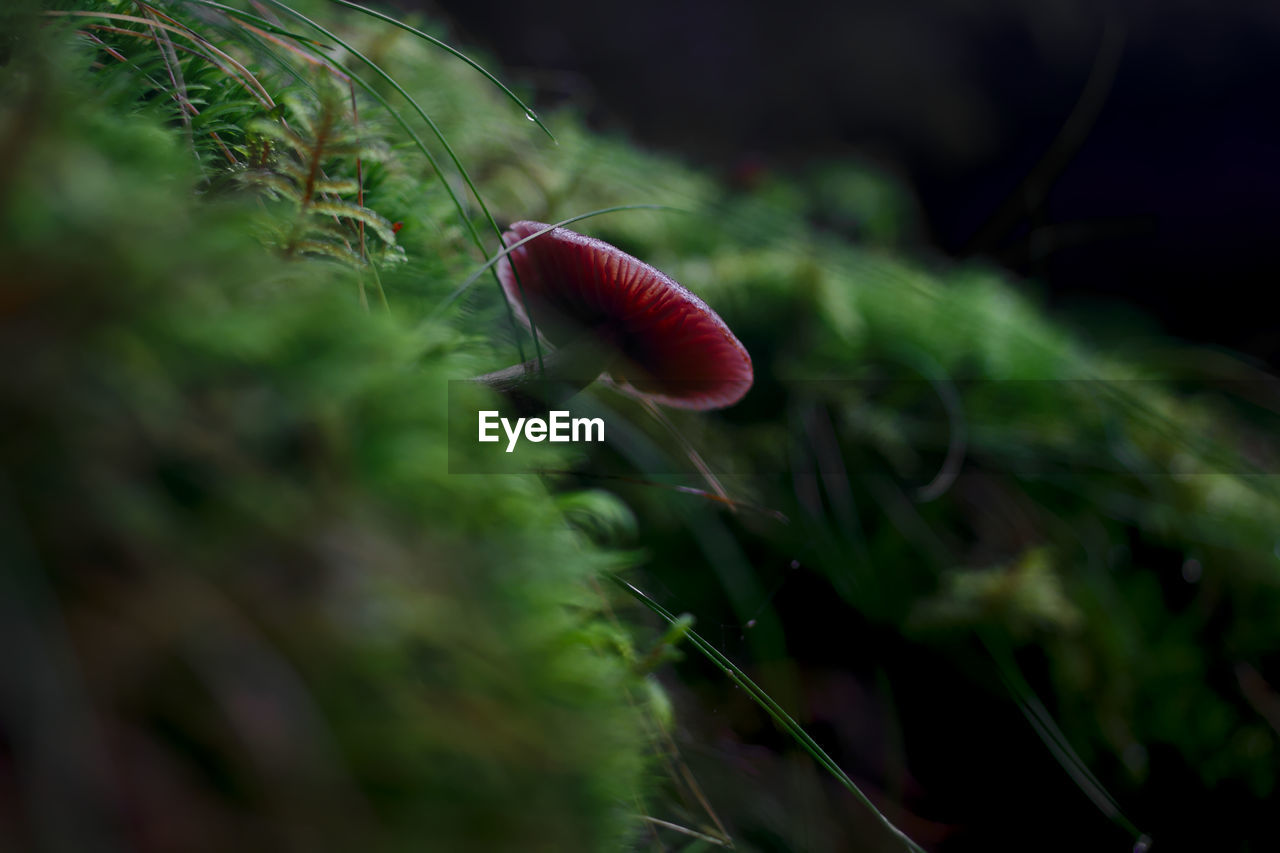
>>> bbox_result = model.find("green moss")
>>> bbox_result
[1,30,647,852]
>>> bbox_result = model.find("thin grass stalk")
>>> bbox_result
[638,815,732,847]
[429,204,681,317]
[981,631,1147,843]
[587,576,734,847]
[639,396,731,507]
[76,27,240,164]
[612,575,928,853]
[137,4,193,137]
[47,10,275,108]
[348,82,366,264]
[323,0,555,142]
[182,3,475,275]
[211,0,538,365]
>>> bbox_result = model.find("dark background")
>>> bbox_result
[411,0,1280,368]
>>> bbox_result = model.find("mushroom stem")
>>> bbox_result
[473,332,616,405]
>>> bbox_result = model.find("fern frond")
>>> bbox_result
[312,177,360,195]
[308,199,396,243]
[290,237,364,265]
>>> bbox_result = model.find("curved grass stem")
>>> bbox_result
[253,0,539,364]
[184,0,538,364]
[612,575,928,853]
[323,0,556,143]
[430,204,683,318]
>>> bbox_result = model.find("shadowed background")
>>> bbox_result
[412,0,1280,366]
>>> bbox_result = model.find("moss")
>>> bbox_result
[0,31,647,852]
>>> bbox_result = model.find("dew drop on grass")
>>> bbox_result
[524,109,538,122]
[1133,834,1152,853]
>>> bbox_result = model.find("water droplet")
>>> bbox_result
[524,109,538,122]
[1181,558,1202,583]
[789,559,801,570]
[746,619,757,629]
[1133,833,1152,853]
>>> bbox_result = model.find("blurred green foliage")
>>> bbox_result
[0,16,649,852]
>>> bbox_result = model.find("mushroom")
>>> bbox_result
[477,221,753,410]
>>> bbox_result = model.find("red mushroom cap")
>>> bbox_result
[496,221,753,410]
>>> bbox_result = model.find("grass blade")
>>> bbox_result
[324,0,556,142]
[981,632,1148,844]
[612,575,928,853]
[184,0,535,363]
[430,203,683,317]
[253,0,541,363]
